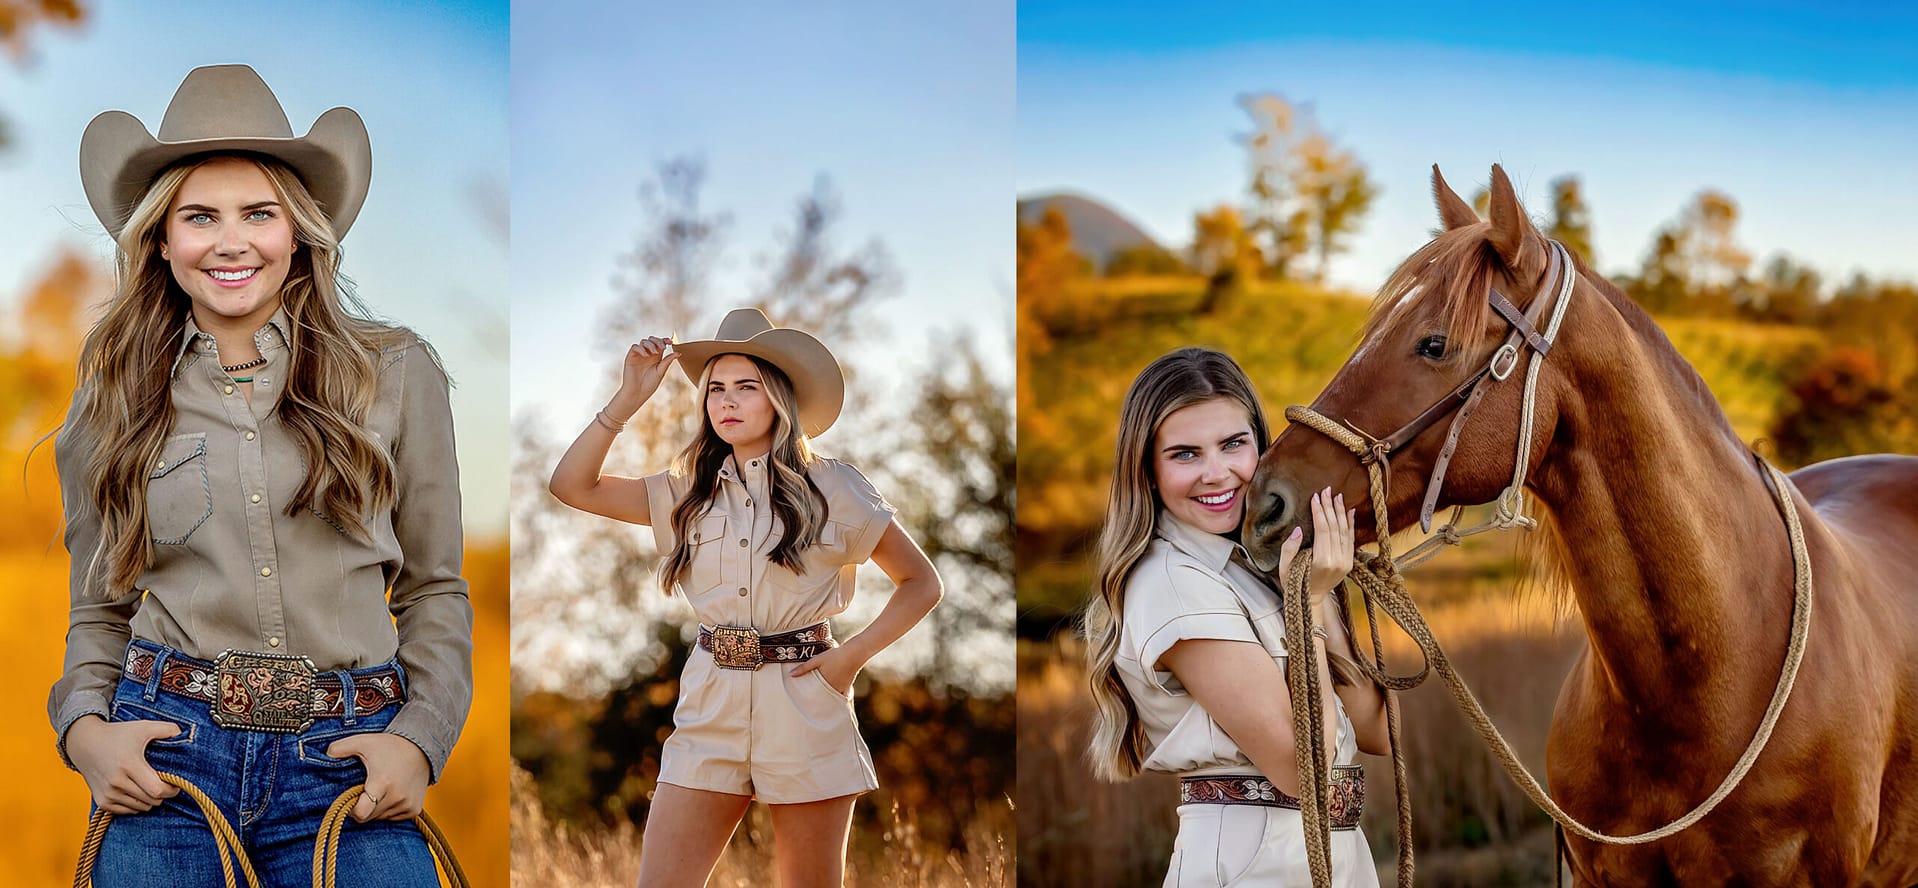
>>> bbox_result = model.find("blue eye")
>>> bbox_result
[246,209,274,221]
[186,213,213,225]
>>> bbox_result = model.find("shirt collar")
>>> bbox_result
[1155,508,1250,573]
[717,451,771,484]
[171,308,293,376]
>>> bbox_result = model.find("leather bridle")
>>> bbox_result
[1292,239,1573,533]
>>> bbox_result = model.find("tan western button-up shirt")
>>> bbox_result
[643,455,895,631]
[1117,511,1356,777]
[48,311,473,781]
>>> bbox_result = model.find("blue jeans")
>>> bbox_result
[89,640,438,887]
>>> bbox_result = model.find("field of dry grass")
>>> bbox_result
[510,763,1013,887]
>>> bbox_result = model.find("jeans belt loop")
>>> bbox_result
[335,669,357,726]
[143,648,171,703]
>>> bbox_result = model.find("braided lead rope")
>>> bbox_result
[1276,404,1815,888]
[73,771,264,888]
[313,785,470,888]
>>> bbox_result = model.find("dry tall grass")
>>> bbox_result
[510,762,1013,887]
[1018,546,1588,888]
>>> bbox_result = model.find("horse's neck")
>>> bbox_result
[1530,290,1796,721]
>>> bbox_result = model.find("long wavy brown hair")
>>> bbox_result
[658,354,829,595]
[64,152,407,598]
[1085,347,1271,780]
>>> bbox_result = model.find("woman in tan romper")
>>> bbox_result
[1084,347,1389,886]
[549,308,943,887]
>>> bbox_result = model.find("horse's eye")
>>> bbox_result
[1416,335,1447,359]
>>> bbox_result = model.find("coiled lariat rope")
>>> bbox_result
[74,775,469,888]
[74,772,263,888]
[1274,404,1814,887]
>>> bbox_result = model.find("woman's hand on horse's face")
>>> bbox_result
[1307,488,1356,602]
[612,335,680,416]
[325,732,431,821]
[66,713,182,814]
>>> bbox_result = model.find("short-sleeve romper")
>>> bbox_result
[1117,510,1380,888]
[642,454,897,804]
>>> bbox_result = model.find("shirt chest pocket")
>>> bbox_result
[682,513,730,595]
[148,432,212,545]
[794,519,857,578]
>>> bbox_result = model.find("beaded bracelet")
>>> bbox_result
[593,410,627,433]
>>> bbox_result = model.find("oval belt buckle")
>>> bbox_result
[212,649,318,732]
[710,625,765,670]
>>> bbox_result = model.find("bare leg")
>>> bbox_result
[768,793,859,888]
[635,783,752,888]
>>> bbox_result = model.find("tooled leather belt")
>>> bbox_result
[697,621,836,670]
[124,646,404,733]
[1180,766,1366,830]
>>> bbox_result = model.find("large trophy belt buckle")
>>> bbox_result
[709,625,764,670]
[212,649,318,733]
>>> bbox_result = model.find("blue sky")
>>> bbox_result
[510,1,1014,428]
[1019,1,1918,293]
[0,1,510,532]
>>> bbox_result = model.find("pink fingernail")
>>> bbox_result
[1290,527,1303,539]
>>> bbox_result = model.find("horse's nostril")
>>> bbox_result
[1262,492,1287,534]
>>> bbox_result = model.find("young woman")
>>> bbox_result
[548,308,943,888]
[1084,347,1390,886]
[49,65,470,884]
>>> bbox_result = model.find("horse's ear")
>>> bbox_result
[1432,164,1478,230]
[1487,164,1545,276]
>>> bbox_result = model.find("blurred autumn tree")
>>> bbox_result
[1627,189,1751,316]
[0,0,86,152]
[1548,175,1594,267]
[1236,93,1376,283]
[1770,347,1909,466]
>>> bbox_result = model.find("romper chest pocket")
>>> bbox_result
[148,433,212,545]
[682,512,729,595]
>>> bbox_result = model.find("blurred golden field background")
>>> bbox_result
[1015,88,1918,883]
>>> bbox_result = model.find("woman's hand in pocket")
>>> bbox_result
[789,646,863,696]
[66,714,181,814]
[325,732,430,821]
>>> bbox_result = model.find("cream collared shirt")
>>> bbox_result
[49,311,473,780]
[1117,510,1357,777]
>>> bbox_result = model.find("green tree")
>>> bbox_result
[1628,189,1750,317]
[1749,253,1820,325]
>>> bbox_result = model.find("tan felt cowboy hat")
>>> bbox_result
[79,64,372,240]
[674,308,846,437]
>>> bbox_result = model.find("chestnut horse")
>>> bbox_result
[1243,164,1918,886]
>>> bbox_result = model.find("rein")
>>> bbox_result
[73,773,470,888]
[1266,240,1816,886]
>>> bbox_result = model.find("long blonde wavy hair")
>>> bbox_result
[658,354,829,595]
[1085,347,1272,780]
[65,152,407,598]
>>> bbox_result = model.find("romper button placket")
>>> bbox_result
[737,587,748,597]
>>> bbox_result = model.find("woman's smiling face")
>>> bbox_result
[162,156,295,332]
[1152,397,1258,535]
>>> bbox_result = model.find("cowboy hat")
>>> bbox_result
[674,308,846,437]
[79,64,372,240]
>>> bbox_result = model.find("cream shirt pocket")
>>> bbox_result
[680,513,729,600]
[147,432,211,545]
